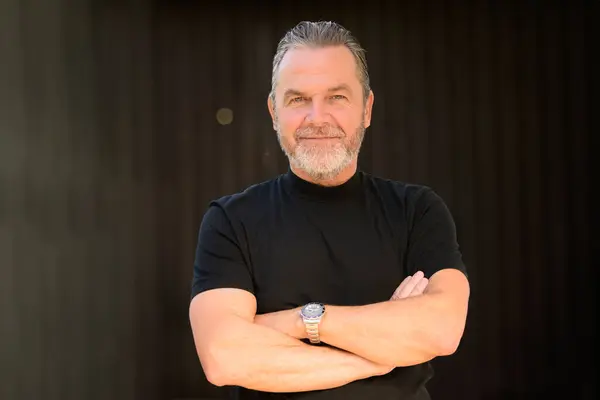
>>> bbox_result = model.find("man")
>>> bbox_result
[189,21,470,400]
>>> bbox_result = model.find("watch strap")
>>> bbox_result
[305,321,321,344]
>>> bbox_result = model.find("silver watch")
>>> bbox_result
[299,302,326,344]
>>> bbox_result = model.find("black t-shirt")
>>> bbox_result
[191,168,467,400]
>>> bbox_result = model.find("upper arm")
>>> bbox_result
[406,188,468,280]
[425,268,470,353]
[427,268,470,313]
[404,187,470,304]
[189,288,257,381]
[189,287,257,347]
[189,203,257,378]
[191,203,255,299]
[406,188,470,351]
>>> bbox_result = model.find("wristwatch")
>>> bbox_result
[299,302,326,344]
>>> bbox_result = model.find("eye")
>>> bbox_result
[289,97,306,104]
[330,94,347,101]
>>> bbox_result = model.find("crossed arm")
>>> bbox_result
[190,269,469,392]
[189,288,394,392]
[255,268,470,367]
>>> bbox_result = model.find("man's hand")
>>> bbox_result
[390,271,429,300]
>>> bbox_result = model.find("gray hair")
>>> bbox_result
[269,21,371,103]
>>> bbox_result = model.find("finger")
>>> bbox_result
[410,277,429,296]
[397,271,425,298]
[391,275,412,299]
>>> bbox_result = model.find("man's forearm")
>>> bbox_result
[319,270,469,366]
[255,296,449,367]
[208,315,389,392]
[319,294,450,366]
[256,270,469,367]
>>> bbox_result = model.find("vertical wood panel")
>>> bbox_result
[0,0,25,398]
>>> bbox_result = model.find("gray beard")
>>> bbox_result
[276,123,365,182]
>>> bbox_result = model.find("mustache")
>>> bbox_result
[295,124,345,139]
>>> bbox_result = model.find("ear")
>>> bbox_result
[267,96,278,131]
[363,90,374,128]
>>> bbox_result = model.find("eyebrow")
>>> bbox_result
[326,84,352,94]
[283,84,353,100]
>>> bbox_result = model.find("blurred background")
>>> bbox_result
[0,0,593,399]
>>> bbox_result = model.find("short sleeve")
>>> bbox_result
[406,188,467,279]
[190,203,255,301]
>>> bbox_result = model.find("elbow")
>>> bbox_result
[199,345,235,387]
[203,363,228,387]
[433,304,468,356]
[437,335,461,356]
[434,323,466,356]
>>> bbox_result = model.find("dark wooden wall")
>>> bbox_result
[0,0,592,399]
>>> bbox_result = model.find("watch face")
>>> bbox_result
[302,302,324,318]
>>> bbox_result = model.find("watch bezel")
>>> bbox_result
[300,302,326,320]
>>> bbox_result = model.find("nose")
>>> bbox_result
[306,98,328,124]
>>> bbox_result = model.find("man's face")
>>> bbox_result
[268,46,374,181]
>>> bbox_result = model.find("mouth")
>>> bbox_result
[298,136,343,140]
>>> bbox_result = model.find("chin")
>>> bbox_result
[306,169,341,181]
[301,160,352,181]
[286,145,357,181]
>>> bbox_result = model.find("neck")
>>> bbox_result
[290,160,358,187]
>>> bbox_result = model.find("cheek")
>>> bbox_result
[278,109,305,135]
[330,109,362,133]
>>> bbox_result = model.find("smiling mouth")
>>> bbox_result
[299,137,343,140]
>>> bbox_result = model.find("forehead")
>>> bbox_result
[275,46,360,95]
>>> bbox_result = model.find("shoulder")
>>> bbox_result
[360,172,453,230]
[203,175,283,225]
[361,171,440,208]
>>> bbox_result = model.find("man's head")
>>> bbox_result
[267,21,374,184]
